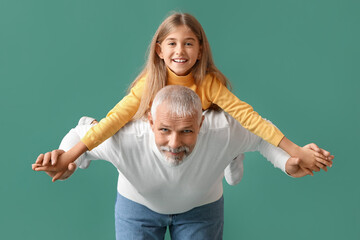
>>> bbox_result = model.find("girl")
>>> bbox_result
[44,12,331,181]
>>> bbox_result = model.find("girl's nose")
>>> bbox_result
[175,45,184,55]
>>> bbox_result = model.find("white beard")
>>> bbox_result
[159,146,190,166]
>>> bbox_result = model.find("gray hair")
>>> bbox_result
[151,85,202,123]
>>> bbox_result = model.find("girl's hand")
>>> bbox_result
[285,144,334,177]
[35,149,64,166]
[299,143,334,172]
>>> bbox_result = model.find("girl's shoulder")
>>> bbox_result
[199,72,223,87]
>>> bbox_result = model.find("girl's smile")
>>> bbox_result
[156,25,201,76]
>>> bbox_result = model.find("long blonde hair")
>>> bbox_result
[130,12,231,119]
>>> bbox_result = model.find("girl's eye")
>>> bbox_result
[185,42,193,46]
[168,42,176,46]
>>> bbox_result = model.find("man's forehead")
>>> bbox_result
[155,112,198,127]
[153,102,200,127]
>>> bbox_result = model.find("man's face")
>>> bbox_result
[149,103,203,166]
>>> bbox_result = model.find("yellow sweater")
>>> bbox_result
[82,70,284,150]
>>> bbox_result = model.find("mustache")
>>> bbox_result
[159,146,190,154]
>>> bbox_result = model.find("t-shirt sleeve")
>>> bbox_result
[200,75,284,146]
[81,78,145,150]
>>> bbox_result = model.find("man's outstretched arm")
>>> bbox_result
[33,121,115,182]
[32,150,77,181]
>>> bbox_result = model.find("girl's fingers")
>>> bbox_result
[315,157,332,167]
[51,150,59,165]
[307,143,321,152]
[36,154,44,164]
[32,163,42,170]
[320,149,331,157]
[314,152,327,161]
[315,162,328,172]
[43,152,51,166]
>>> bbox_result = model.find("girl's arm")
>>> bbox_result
[81,77,146,150]
[199,74,332,171]
[45,77,146,167]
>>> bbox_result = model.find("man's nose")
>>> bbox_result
[168,133,181,149]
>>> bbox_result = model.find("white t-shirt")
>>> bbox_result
[60,110,290,214]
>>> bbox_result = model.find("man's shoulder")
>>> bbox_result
[201,110,235,132]
[120,119,150,136]
[72,119,150,138]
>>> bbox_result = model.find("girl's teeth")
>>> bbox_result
[174,59,186,63]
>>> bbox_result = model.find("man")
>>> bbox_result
[33,85,333,239]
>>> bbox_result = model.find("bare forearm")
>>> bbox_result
[62,141,88,163]
[278,137,302,157]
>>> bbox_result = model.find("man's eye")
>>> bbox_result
[160,128,169,132]
[183,130,193,133]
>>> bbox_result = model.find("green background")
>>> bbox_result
[1,0,359,239]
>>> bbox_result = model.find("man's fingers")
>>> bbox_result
[34,165,56,172]
[303,167,314,176]
[52,171,65,182]
[68,163,77,172]
[309,165,321,172]
[287,157,300,166]
[36,154,44,164]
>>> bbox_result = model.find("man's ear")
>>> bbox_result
[148,112,155,130]
[199,115,205,128]
[156,43,164,59]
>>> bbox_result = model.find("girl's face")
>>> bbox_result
[156,25,201,76]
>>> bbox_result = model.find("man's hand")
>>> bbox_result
[285,157,313,177]
[32,150,77,182]
[285,143,334,177]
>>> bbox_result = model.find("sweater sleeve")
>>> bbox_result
[81,78,146,150]
[226,113,289,173]
[199,74,284,146]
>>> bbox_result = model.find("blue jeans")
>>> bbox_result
[115,192,224,240]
